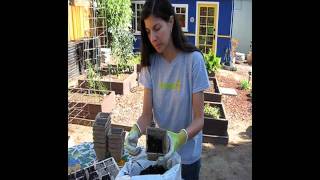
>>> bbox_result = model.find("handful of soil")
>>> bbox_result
[139,165,167,175]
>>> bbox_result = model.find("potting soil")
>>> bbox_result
[139,165,167,175]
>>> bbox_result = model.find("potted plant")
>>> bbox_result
[204,49,221,80]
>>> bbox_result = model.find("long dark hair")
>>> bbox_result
[140,0,199,67]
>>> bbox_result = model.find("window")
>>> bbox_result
[172,4,188,32]
[132,1,145,34]
[131,2,188,33]
[197,5,217,54]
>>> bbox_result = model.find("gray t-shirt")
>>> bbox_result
[139,51,210,164]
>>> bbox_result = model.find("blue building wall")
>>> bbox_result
[133,0,233,62]
[133,36,142,52]
[186,36,195,46]
[215,0,233,62]
[172,0,196,34]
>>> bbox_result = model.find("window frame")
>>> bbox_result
[132,1,145,35]
[172,4,189,32]
[131,2,189,34]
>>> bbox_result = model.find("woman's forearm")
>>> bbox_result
[186,117,204,139]
[137,113,153,134]
[186,91,205,139]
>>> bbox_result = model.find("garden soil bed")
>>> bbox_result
[68,90,115,126]
[203,102,228,136]
[78,72,137,95]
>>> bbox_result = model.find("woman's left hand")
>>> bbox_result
[156,129,188,167]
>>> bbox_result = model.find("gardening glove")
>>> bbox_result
[157,129,188,168]
[124,124,142,156]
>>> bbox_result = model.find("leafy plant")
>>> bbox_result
[204,104,221,119]
[106,64,134,75]
[110,28,135,66]
[204,49,221,74]
[86,60,107,94]
[96,0,108,45]
[240,79,251,90]
[99,0,136,75]
[105,0,132,30]
[97,0,107,19]
[127,54,141,66]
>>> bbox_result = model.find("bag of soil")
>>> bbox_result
[115,148,182,180]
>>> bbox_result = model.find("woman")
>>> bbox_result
[124,0,210,179]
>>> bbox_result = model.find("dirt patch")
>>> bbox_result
[200,141,252,180]
[217,76,252,120]
[68,92,104,104]
[68,124,93,145]
[216,64,252,144]
[110,86,144,127]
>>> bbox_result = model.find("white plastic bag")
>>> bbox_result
[116,149,182,180]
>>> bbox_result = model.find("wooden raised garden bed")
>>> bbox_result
[68,88,115,126]
[207,71,216,80]
[204,77,222,102]
[203,102,229,145]
[203,132,229,145]
[78,65,137,95]
[136,64,142,73]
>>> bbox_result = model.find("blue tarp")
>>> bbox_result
[68,142,96,173]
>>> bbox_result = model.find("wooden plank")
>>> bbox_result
[203,133,229,145]
[220,87,237,96]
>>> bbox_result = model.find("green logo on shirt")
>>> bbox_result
[159,80,181,91]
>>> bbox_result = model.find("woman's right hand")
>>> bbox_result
[124,124,142,156]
